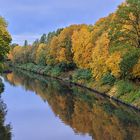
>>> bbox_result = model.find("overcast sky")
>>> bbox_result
[0,0,124,45]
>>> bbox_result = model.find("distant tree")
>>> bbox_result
[55,28,64,36]
[24,40,28,46]
[46,32,56,44]
[46,28,63,44]
[40,34,47,43]
[32,39,39,46]
[11,43,19,48]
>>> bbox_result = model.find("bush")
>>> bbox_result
[73,69,92,82]
[124,90,140,103]
[44,65,52,75]
[116,80,136,97]
[25,63,35,70]
[51,66,62,76]
[57,62,76,72]
[101,73,116,86]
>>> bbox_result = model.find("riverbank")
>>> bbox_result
[9,63,140,110]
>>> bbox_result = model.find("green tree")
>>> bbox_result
[40,34,47,43]
[24,40,28,46]
[33,39,39,46]
[109,0,140,50]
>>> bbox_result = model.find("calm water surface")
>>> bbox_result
[1,69,140,140]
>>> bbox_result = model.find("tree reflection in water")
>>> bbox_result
[0,80,11,140]
[4,70,140,140]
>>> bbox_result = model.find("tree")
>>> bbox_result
[91,33,110,80]
[0,16,11,71]
[72,25,93,69]
[0,17,11,60]
[46,28,63,44]
[33,39,39,46]
[46,36,59,65]
[57,25,85,64]
[40,34,47,43]
[106,52,122,78]
[35,43,46,65]
[24,40,28,46]
[109,0,140,49]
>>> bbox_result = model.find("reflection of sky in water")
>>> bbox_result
[2,81,91,140]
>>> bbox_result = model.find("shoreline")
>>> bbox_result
[9,65,140,112]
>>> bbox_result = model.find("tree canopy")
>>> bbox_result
[8,0,140,79]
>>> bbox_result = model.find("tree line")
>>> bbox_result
[8,0,140,81]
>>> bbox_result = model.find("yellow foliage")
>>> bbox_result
[106,52,122,78]
[72,26,93,69]
[46,36,59,65]
[91,33,110,80]
[35,43,46,64]
[57,25,86,63]
[57,48,66,62]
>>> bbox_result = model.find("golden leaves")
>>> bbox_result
[106,52,122,78]
[72,26,93,69]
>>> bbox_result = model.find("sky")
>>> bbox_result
[0,0,124,45]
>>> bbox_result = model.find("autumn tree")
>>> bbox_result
[46,36,59,65]
[0,16,11,71]
[109,0,140,50]
[91,33,110,80]
[35,43,46,65]
[72,25,93,69]
[46,28,63,44]
[46,25,83,65]
[57,25,83,64]
[0,17,11,60]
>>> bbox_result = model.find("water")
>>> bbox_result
[1,69,140,140]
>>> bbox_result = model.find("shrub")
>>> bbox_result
[73,69,92,82]
[116,80,136,97]
[44,65,52,75]
[57,62,76,72]
[124,90,140,103]
[101,73,116,85]
[26,63,35,70]
[51,66,62,76]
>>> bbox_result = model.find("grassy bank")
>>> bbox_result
[13,63,140,108]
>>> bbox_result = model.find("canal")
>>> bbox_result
[1,69,140,140]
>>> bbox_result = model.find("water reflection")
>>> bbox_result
[0,80,11,140]
[3,70,140,140]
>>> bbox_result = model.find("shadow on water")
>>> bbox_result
[0,80,11,140]
[2,69,140,140]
